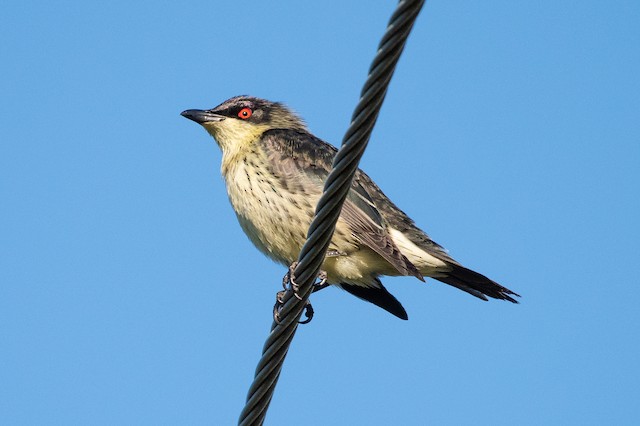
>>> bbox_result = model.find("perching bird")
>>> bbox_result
[181,96,519,320]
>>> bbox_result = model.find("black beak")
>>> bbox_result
[180,109,225,124]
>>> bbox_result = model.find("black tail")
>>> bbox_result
[339,280,408,320]
[435,263,520,303]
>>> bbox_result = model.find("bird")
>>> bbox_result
[181,95,519,320]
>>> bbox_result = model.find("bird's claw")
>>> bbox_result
[273,291,315,325]
[273,263,328,324]
[282,261,327,298]
[282,262,298,290]
[298,302,314,324]
[315,270,328,290]
[283,262,303,300]
[273,290,286,324]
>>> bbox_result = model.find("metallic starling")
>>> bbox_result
[181,96,519,320]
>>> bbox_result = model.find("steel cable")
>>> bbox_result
[238,1,425,424]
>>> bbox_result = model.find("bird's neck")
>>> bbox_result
[204,124,269,176]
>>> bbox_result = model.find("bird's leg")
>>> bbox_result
[273,262,329,324]
[303,249,341,292]
[282,261,329,297]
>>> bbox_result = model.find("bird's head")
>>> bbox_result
[181,96,307,153]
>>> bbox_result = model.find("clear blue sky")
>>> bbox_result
[2,1,639,425]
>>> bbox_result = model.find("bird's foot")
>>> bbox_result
[273,291,315,325]
[312,270,329,292]
[298,302,314,324]
[282,262,328,297]
[273,263,329,324]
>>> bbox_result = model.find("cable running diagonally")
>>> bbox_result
[238,1,426,424]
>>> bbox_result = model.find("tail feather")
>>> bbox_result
[339,280,408,320]
[435,263,520,303]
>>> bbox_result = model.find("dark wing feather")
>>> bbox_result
[260,129,421,279]
[354,170,456,263]
[341,182,423,279]
[435,264,520,303]
[353,152,520,303]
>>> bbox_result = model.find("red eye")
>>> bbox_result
[238,107,252,119]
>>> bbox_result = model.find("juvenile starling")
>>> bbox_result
[181,96,519,320]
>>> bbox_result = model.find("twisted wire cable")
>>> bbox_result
[238,1,426,424]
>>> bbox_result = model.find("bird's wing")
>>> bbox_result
[342,178,423,279]
[352,152,520,303]
[260,129,422,279]
[354,167,458,264]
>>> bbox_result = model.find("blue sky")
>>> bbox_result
[2,1,639,425]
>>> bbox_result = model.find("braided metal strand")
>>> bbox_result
[238,1,425,424]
